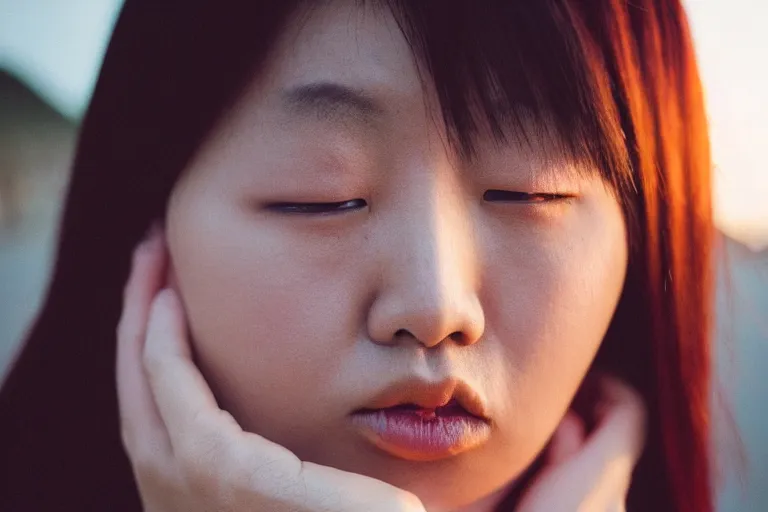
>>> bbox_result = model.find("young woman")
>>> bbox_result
[0,1,714,510]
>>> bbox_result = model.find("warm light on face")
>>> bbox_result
[162,2,630,510]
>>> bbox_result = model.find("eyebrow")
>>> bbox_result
[280,82,385,125]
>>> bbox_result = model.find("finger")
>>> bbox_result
[558,374,647,493]
[581,375,647,468]
[116,223,172,457]
[517,376,645,511]
[546,410,585,465]
[294,461,427,512]
[142,287,239,456]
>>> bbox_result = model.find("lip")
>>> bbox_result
[353,377,490,421]
[350,377,492,461]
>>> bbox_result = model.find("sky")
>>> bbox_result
[0,0,766,249]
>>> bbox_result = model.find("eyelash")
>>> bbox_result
[266,191,571,215]
[482,190,573,203]
[266,199,367,215]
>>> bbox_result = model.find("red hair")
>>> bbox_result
[608,2,713,509]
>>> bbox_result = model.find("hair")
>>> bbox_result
[0,1,714,510]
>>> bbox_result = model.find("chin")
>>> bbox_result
[305,444,523,512]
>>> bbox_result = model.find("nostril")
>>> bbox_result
[394,328,410,338]
[391,329,465,345]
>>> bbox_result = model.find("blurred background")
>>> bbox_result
[0,0,765,509]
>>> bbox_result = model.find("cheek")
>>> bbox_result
[485,197,627,449]
[166,196,369,431]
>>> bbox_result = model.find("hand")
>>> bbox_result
[116,224,426,512]
[516,375,647,512]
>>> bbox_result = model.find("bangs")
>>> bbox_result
[375,0,635,195]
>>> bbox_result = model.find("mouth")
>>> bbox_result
[355,398,481,419]
[350,378,492,462]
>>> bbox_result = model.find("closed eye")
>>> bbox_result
[483,190,572,203]
[266,199,368,214]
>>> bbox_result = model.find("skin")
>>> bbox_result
[164,1,629,510]
[117,231,645,512]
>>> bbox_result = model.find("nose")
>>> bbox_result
[366,190,485,349]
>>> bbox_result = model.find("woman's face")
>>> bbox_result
[166,1,628,510]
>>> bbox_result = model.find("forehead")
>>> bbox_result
[220,0,600,179]
[263,1,424,108]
